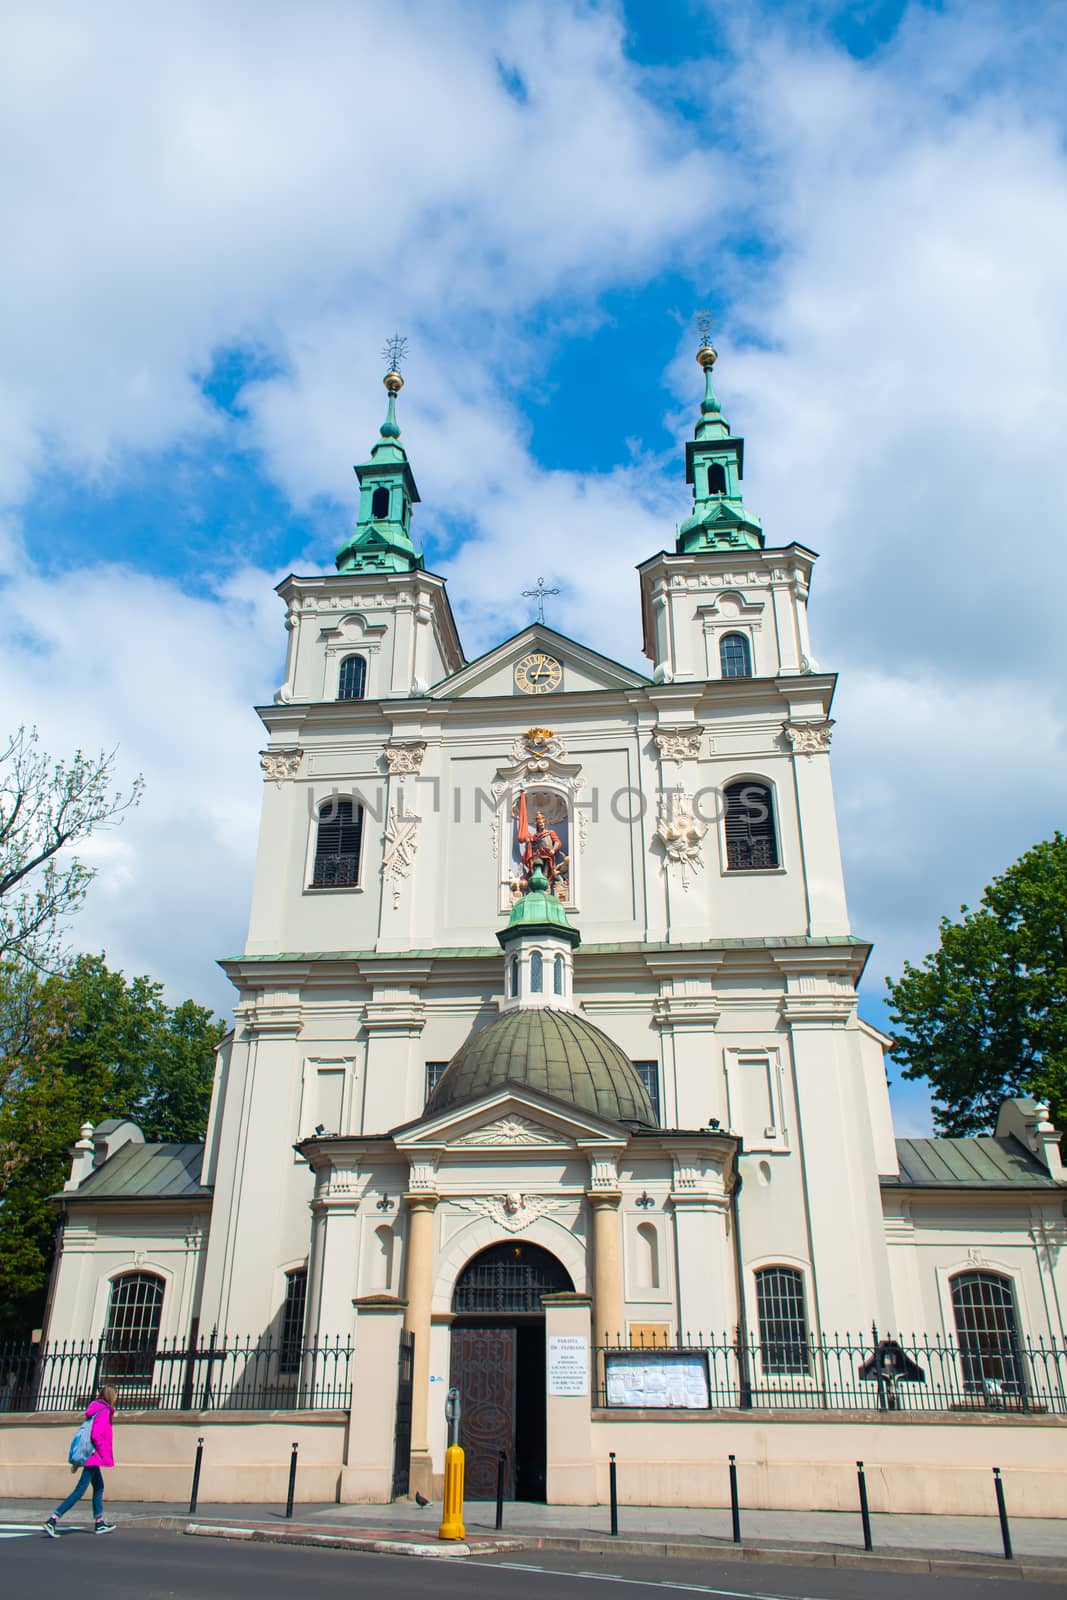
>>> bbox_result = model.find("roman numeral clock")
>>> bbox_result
[514,651,563,695]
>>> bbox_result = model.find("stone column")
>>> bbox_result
[587,1192,623,1346]
[401,1190,439,1497]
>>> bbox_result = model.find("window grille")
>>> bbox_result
[951,1271,1025,1397]
[101,1272,164,1384]
[312,798,364,887]
[755,1267,810,1375]
[724,782,778,870]
[280,1269,307,1375]
[425,1062,448,1103]
[633,1061,661,1126]
[337,654,367,701]
[720,633,752,678]
[530,951,543,993]
[452,1242,573,1315]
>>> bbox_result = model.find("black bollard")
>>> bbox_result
[993,1467,1013,1561]
[609,1451,618,1536]
[495,1450,507,1530]
[728,1454,741,1544]
[285,1441,298,1520]
[856,1461,873,1551]
[188,1436,204,1516]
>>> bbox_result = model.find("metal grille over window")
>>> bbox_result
[755,1267,810,1375]
[951,1271,1025,1399]
[425,1062,448,1103]
[312,798,363,887]
[633,1061,661,1126]
[280,1269,307,1375]
[101,1272,164,1386]
[337,654,367,701]
[724,782,778,870]
[451,1242,573,1315]
[720,632,752,678]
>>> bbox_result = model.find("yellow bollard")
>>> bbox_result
[437,1443,466,1540]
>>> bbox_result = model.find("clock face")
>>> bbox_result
[514,651,563,695]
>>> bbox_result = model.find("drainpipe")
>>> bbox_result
[730,1167,752,1409]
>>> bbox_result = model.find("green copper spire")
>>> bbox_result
[498,865,581,948]
[677,338,764,554]
[336,348,423,575]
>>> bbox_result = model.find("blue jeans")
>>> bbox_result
[55,1465,104,1521]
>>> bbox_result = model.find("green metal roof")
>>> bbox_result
[224,934,868,964]
[425,1007,656,1128]
[885,1137,1056,1190]
[63,1143,209,1202]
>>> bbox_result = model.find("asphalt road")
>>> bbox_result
[0,1528,1059,1599]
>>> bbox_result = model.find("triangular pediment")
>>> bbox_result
[391,1083,629,1152]
[427,624,649,700]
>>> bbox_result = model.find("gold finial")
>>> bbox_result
[694,309,717,368]
[382,333,408,393]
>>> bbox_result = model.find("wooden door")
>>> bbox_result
[450,1328,515,1499]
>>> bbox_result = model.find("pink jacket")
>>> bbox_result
[85,1399,114,1469]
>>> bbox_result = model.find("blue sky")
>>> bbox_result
[3,0,1067,1137]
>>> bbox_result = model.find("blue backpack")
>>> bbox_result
[68,1417,95,1468]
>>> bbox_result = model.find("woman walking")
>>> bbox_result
[44,1385,117,1536]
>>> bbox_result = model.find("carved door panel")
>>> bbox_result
[450,1328,515,1499]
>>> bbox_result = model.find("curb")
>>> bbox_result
[183,1521,528,1560]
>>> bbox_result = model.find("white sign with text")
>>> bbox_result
[548,1334,589,1396]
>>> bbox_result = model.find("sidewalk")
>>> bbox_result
[4,1495,1066,1569]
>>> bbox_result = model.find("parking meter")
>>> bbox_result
[445,1385,462,1447]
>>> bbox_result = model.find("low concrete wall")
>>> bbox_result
[552,1409,1067,1517]
[0,1411,347,1504]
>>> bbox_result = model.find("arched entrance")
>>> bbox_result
[449,1241,573,1502]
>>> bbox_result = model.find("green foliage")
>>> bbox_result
[0,954,224,1334]
[887,833,1067,1139]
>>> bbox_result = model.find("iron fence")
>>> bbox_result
[0,1333,352,1414]
[594,1327,1067,1414]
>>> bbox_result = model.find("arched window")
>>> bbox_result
[337,654,367,701]
[720,633,752,678]
[530,951,543,993]
[707,462,727,494]
[371,485,391,519]
[371,1226,394,1292]
[553,954,564,996]
[102,1272,164,1383]
[280,1268,307,1374]
[951,1271,1025,1398]
[452,1241,573,1315]
[636,1222,660,1290]
[724,781,778,870]
[509,956,519,998]
[312,797,364,887]
[755,1266,809,1374]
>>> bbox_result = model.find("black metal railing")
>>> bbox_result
[594,1327,1067,1414]
[0,1333,353,1414]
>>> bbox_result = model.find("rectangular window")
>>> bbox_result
[425,1062,448,1103]
[633,1061,661,1126]
[312,798,364,887]
[280,1269,307,1375]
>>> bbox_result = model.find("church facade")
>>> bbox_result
[44,343,1067,1507]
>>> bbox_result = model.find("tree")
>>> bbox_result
[0,726,143,972]
[0,955,225,1335]
[887,832,1067,1139]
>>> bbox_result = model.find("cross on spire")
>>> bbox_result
[522,576,560,624]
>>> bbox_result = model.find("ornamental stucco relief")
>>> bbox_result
[452,1193,568,1233]
[783,719,834,754]
[652,725,704,764]
[383,742,427,776]
[452,1116,569,1149]
[382,806,420,908]
[653,795,708,891]
[259,748,304,782]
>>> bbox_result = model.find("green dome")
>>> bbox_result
[498,868,580,948]
[425,1007,656,1128]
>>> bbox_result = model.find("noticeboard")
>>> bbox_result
[604,1349,710,1409]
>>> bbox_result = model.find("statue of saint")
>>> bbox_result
[516,793,568,888]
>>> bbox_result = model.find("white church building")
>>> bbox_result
[40,342,1067,1511]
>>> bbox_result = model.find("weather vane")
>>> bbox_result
[522,576,560,624]
[694,309,715,347]
[382,333,408,374]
